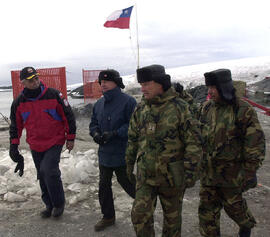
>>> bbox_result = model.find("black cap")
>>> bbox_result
[20,67,39,81]
[98,69,125,89]
[137,64,171,91]
[204,69,235,102]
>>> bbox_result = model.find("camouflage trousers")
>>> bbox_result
[131,183,185,237]
[198,186,256,237]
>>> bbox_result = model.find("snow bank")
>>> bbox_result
[0,148,99,205]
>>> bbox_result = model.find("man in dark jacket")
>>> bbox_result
[89,69,136,231]
[9,66,76,218]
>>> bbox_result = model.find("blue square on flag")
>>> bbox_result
[104,6,133,29]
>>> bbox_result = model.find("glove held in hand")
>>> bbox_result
[93,132,104,145]
[102,130,117,144]
[9,144,23,163]
[14,160,24,177]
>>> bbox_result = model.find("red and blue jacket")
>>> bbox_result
[9,82,76,152]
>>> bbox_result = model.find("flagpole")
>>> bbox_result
[135,3,140,69]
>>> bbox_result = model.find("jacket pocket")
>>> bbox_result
[136,153,146,189]
[168,160,184,187]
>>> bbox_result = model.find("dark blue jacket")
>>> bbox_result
[89,87,136,167]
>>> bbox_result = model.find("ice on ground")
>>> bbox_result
[68,188,89,205]
[61,149,98,185]
[0,148,99,205]
[4,192,27,202]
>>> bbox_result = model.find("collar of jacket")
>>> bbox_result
[22,82,45,101]
[213,99,232,108]
[143,87,177,105]
[103,86,121,102]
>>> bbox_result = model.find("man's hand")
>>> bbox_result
[185,179,196,188]
[93,131,104,145]
[66,140,74,153]
[14,160,24,177]
[9,144,21,162]
[102,131,117,144]
[126,165,136,184]
[242,172,257,192]
[185,172,197,189]
[9,144,24,177]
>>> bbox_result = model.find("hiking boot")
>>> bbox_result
[40,207,52,218]
[94,217,115,231]
[52,203,65,218]
[239,228,251,237]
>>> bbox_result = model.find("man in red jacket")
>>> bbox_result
[9,66,76,218]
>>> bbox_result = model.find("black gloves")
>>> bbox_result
[9,144,23,162]
[102,130,117,144]
[14,160,24,177]
[92,130,117,145]
[242,172,257,192]
[9,144,24,177]
[93,131,104,145]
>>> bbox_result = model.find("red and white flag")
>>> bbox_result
[104,6,133,29]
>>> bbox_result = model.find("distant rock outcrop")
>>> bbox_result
[72,103,94,118]
[0,85,12,90]
[68,85,84,98]
[248,77,270,92]
[247,77,270,105]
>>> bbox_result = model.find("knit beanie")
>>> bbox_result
[98,69,125,89]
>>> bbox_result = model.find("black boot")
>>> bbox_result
[239,228,251,237]
[52,203,65,218]
[94,216,115,231]
[40,206,52,218]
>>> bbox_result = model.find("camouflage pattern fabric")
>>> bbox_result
[178,89,199,118]
[126,87,202,236]
[198,97,265,236]
[199,186,256,237]
[131,183,185,237]
[198,98,265,187]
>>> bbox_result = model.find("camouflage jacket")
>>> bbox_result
[199,98,265,187]
[179,90,199,117]
[125,87,202,188]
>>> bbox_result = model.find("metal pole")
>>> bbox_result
[135,3,140,69]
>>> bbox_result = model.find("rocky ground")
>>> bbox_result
[0,112,269,237]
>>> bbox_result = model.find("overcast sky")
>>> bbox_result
[0,0,270,85]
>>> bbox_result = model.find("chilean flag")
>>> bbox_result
[104,6,133,29]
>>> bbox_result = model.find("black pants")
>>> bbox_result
[32,145,65,209]
[99,165,136,219]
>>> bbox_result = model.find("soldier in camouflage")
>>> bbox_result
[198,69,265,237]
[173,82,199,117]
[125,65,202,237]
